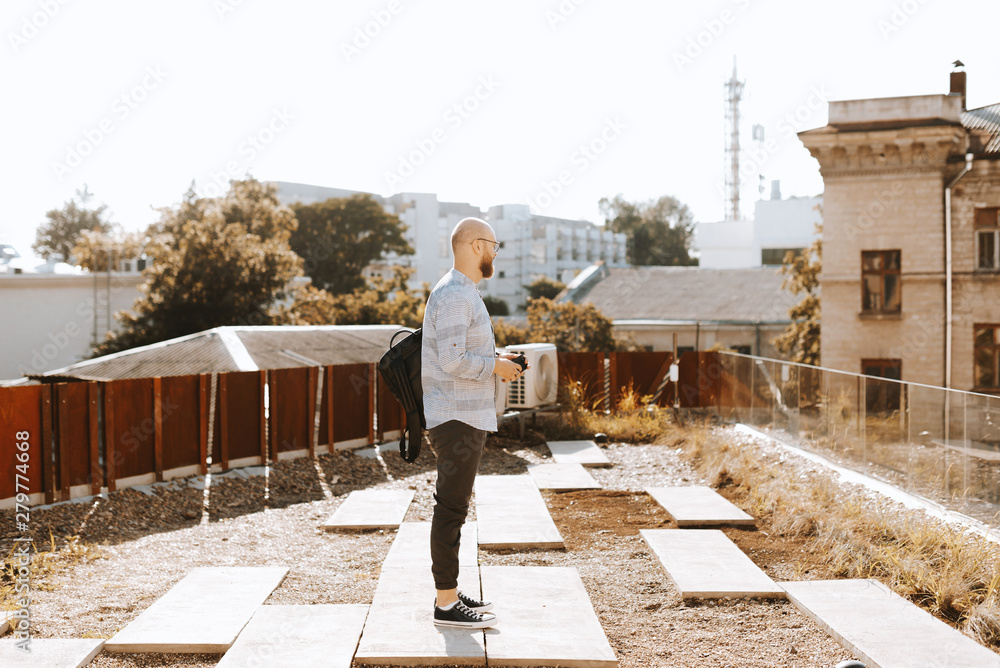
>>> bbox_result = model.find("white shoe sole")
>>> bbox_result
[433,613,497,629]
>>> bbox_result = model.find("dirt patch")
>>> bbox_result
[545,489,674,546]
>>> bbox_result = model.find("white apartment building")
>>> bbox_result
[273,182,627,312]
[694,185,822,269]
[484,204,627,311]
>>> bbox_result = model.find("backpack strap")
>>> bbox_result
[399,409,423,462]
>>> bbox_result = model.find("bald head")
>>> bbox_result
[451,217,494,255]
[450,217,498,282]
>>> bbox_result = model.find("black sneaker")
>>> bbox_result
[457,591,494,613]
[433,600,497,629]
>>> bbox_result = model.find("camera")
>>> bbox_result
[512,354,527,371]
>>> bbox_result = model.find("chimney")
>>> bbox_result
[950,60,966,110]
[770,180,781,200]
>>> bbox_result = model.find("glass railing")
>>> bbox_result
[716,352,1000,525]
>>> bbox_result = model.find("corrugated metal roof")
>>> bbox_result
[237,325,401,368]
[13,325,405,384]
[961,103,1000,153]
[560,266,799,324]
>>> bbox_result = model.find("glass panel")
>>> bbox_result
[978,230,997,269]
[963,392,1000,509]
[713,351,1000,525]
[863,275,882,311]
[883,274,901,312]
[974,326,994,347]
[886,250,901,270]
[975,347,996,388]
[865,376,906,477]
[862,251,881,271]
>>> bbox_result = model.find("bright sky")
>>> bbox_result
[3,0,998,256]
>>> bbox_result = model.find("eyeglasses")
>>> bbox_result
[473,238,501,253]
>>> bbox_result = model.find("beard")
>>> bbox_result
[480,255,494,279]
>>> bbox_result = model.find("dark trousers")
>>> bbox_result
[429,419,487,591]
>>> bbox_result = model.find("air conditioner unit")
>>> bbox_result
[504,343,558,409]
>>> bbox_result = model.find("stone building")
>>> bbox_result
[799,65,1000,393]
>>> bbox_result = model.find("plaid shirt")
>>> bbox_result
[421,268,498,432]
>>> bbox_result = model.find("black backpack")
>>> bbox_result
[377,328,425,463]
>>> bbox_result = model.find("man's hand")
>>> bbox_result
[495,357,527,383]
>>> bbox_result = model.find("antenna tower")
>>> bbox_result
[724,56,744,221]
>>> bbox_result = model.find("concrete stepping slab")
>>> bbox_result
[526,463,601,491]
[217,604,368,668]
[481,566,618,667]
[783,579,1000,668]
[382,521,478,570]
[641,529,784,599]
[355,566,485,666]
[646,486,755,526]
[0,639,104,668]
[474,475,564,549]
[546,440,612,467]
[105,566,289,653]
[322,489,415,530]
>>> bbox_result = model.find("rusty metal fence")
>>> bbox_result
[0,352,722,507]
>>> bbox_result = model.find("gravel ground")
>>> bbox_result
[2,426,860,667]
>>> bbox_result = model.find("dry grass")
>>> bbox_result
[0,533,104,610]
[675,422,1000,646]
[535,380,677,444]
[538,378,1000,647]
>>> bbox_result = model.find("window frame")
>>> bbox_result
[975,208,1000,271]
[860,249,902,315]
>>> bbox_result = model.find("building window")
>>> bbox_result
[974,325,1000,390]
[862,358,902,414]
[498,270,505,279]
[861,250,901,314]
[975,208,999,271]
[761,247,804,266]
[531,242,546,264]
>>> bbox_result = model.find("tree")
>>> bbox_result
[33,186,112,261]
[95,179,302,355]
[526,297,622,352]
[280,266,426,329]
[599,194,697,266]
[72,226,146,272]
[493,318,529,347]
[524,276,566,301]
[482,295,510,316]
[290,194,413,295]
[773,223,821,365]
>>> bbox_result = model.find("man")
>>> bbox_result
[421,217,525,629]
